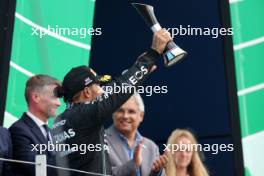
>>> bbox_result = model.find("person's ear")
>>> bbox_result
[31,91,40,103]
[139,112,144,122]
[83,87,92,99]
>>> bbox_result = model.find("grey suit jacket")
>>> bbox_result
[106,126,165,176]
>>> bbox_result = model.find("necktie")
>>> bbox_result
[42,124,56,156]
[42,124,51,142]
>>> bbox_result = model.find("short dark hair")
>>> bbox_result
[25,74,61,105]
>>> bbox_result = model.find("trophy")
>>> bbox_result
[132,3,187,67]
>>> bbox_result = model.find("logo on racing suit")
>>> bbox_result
[129,66,148,85]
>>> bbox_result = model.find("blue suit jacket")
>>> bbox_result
[0,127,13,176]
[9,113,57,176]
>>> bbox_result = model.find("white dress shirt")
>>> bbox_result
[26,111,50,140]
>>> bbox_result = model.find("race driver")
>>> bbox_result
[52,29,172,176]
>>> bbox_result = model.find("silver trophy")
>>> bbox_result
[132,3,187,67]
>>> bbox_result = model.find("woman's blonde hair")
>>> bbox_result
[165,129,209,176]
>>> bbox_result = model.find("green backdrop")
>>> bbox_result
[230,0,264,176]
[4,0,95,127]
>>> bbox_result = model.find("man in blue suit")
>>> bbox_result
[9,74,61,176]
[0,127,13,176]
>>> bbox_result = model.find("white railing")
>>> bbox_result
[0,155,112,176]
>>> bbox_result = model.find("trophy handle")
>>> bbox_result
[163,42,187,67]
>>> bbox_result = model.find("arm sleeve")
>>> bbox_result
[72,49,160,126]
[9,126,37,176]
[2,130,14,176]
[150,145,165,176]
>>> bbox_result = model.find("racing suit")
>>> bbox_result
[51,49,159,176]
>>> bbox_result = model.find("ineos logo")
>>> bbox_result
[129,66,148,85]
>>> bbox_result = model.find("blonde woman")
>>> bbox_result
[165,129,209,176]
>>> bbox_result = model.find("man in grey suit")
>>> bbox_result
[106,93,167,176]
